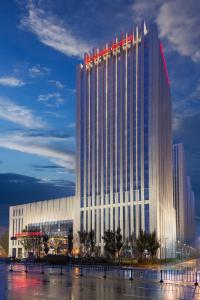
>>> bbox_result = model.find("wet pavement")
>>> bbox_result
[0,265,200,300]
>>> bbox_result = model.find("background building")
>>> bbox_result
[173,143,195,247]
[76,22,176,257]
[185,177,195,246]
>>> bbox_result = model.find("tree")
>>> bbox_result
[43,234,49,256]
[35,236,43,258]
[20,227,43,258]
[115,228,123,257]
[102,230,116,258]
[78,230,88,245]
[0,231,9,255]
[147,230,160,259]
[67,229,73,255]
[20,227,35,257]
[78,230,88,256]
[88,229,95,255]
[135,229,148,262]
[129,233,137,257]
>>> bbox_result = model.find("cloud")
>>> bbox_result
[0,97,45,128]
[190,80,200,99]
[131,0,200,62]
[157,1,200,62]
[0,76,25,87]
[132,0,163,23]
[25,129,71,139]
[29,64,50,78]
[20,2,91,58]
[45,111,64,118]
[38,93,64,106]
[0,132,75,170]
[68,122,76,129]
[48,80,65,89]
[172,77,200,130]
[66,88,76,94]
[32,164,65,171]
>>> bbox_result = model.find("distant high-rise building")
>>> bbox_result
[173,143,187,243]
[173,143,195,246]
[186,176,195,245]
[76,22,176,256]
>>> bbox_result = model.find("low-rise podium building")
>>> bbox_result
[9,196,76,258]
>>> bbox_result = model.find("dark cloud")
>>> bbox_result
[0,173,75,228]
[23,129,73,139]
[32,164,66,171]
[173,112,200,216]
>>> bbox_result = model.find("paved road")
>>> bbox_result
[0,267,200,300]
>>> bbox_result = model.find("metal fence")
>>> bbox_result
[6,263,200,286]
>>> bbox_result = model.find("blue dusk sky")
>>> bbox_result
[0,0,199,228]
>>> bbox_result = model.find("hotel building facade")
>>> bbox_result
[76,22,176,255]
[10,22,197,258]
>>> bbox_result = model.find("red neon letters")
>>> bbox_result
[84,34,134,65]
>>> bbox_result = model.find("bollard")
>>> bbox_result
[9,264,13,272]
[160,270,163,283]
[103,267,106,279]
[24,264,28,273]
[194,271,198,286]
[60,266,63,275]
[130,269,133,281]
[41,265,44,274]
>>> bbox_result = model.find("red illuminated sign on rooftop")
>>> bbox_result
[84,34,134,65]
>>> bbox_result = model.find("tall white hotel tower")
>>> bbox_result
[76,22,176,257]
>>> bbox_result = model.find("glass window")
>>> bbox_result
[123,206,125,240]
[139,205,142,231]
[145,204,150,233]
[118,207,120,229]
[133,205,136,238]
[99,209,101,243]
[128,205,131,240]
[108,207,110,230]
[113,207,115,232]
[86,211,88,232]
[104,208,106,232]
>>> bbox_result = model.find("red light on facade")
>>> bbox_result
[159,43,170,86]
[84,34,134,65]
[15,231,43,237]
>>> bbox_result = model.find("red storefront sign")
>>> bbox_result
[15,231,43,237]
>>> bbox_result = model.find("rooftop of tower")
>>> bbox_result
[83,22,148,68]
[82,22,170,85]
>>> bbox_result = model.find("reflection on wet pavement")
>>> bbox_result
[0,265,200,300]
